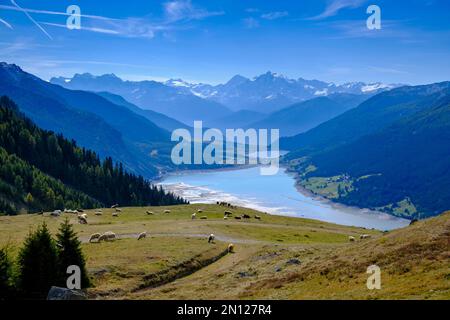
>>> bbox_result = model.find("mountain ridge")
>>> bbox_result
[52,71,401,115]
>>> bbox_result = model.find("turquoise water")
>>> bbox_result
[160,166,410,230]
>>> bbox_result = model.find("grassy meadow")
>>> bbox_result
[0,204,448,300]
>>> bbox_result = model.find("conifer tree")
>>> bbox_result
[0,247,14,300]
[55,218,90,288]
[17,223,58,299]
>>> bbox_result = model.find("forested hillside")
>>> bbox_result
[0,96,186,215]
[285,83,450,219]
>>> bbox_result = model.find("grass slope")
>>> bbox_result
[0,204,448,300]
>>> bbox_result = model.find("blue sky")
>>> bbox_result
[0,0,449,85]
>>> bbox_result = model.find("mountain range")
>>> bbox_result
[163,72,400,113]
[51,72,399,120]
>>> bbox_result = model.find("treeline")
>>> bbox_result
[0,220,89,300]
[0,96,187,214]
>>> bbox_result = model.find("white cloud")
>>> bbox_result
[308,0,368,20]
[1,1,223,40]
[163,0,224,22]
[261,11,289,20]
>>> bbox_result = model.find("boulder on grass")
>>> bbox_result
[47,286,87,300]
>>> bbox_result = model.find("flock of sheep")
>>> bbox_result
[52,204,366,250]
[348,234,372,242]
[71,206,237,252]
[88,231,147,243]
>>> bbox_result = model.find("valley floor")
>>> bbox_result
[0,204,448,300]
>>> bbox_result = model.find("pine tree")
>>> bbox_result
[17,223,58,299]
[0,247,14,300]
[55,218,90,288]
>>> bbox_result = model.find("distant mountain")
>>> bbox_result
[164,71,401,113]
[208,109,266,130]
[51,73,232,125]
[96,91,189,132]
[0,96,186,214]
[0,62,173,178]
[283,82,450,219]
[281,82,450,156]
[248,94,369,137]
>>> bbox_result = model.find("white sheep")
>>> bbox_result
[146,211,154,215]
[103,231,116,241]
[95,211,103,216]
[137,232,147,240]
[360,234,371,240]
[349,236,356,242]
[89,233,101,243]
[227,243,234,253]
[78,215,88,224]
[191,213,197,220]
[112,212,119,217]
[115,208,122,212]
[197,209,203,213]
[164,209,171,214]
[200,216,208,220]
[208,234,215,243]
[254,215,261,220]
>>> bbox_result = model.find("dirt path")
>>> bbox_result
[128,245,262,299]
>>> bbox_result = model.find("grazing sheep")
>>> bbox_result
[349,236,356,242]
[360,234,371,240]
[89,233,101,243]
[208,234,215,243]
[95,211,102,216]
[112,212,119,217]
[224,211,233,216]
[103,231,116,241]
[200,216,208,220]
[227,243,234,253]
[223,216,228,220]
[115,208,122,212]
[79,213,88,219]
[111,204,119,209]
[137,232,147,240]
[254,215,261,220]
[191,213,197,220]
[197,209,203,213]
[234,216,242,220]
[78,216,88,225]
[50,210,61,217]
[164,209,171,214]
[242,214,251,219]
[146,211,154,215]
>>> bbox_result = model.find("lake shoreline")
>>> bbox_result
[158,165,410,230]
